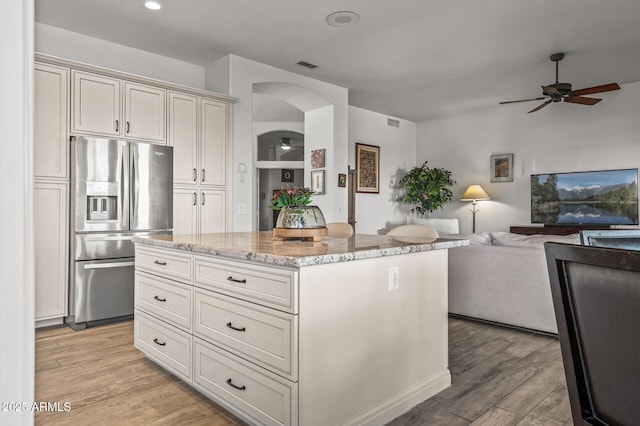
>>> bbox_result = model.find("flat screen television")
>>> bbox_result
[531,168,639,225]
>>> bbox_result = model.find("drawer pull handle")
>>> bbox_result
[153,338,166,346]
[153,295,166,302]
[226,378,246,391]
[153,260,167,266]
[227,276,247,284]
[226,322,246,332]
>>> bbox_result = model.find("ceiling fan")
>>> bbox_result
[500,53,620,113]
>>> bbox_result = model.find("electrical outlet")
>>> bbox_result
[388,266,399,291]
[238,203,248,215]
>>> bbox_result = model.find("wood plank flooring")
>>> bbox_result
[35,317,571,425]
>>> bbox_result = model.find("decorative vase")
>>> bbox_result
[275,205,326,229]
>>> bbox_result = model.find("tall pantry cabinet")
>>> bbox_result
[33,55,235,327]
[169,92,230,236]
[34,62,70,325]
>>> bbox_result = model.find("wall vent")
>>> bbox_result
[296,61,318,69]
[387,118,400,127]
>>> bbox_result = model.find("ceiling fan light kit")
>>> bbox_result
[500,52,620,113]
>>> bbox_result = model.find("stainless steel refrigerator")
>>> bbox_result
[67,136,173,329]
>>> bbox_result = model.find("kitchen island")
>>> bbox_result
[133,232,468,426]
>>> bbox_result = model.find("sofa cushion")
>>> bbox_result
[448,232,493,245]
[490,231,579,248]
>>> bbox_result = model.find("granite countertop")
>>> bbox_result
[135,231,469,268]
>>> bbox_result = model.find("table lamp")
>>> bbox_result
[461,185,490,233]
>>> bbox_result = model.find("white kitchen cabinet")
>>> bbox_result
[173,187,226,236]
[168,92,198,185]
[173,187,198,236]
[71,70,121,137]
[34,62,69,179]
[200,98,227,187]
[169,91,230,235]
[71,71,166,142]
[169,94,228,186]
[124,82,165,142]
[34,181,68,322]
[199,189,226,234]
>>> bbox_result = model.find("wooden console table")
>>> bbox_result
[510,225,609,236]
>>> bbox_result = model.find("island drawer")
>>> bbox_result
[136,246,192,283]
[134,310,192,382]
[194,256,297,313]
[135,271,192,332]
[194,289,297,380]
[193,337,298,426]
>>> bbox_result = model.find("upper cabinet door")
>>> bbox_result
[168,92,198,185]
[125,82,166,143]
[200,98,227,187]
[71,70,121,137]
[34,62,69,179]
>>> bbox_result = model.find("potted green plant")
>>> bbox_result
[395,161,456,216]
[269,186,326,229]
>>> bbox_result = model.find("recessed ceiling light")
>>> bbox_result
[144,1,162,10]
[326,11,359,27]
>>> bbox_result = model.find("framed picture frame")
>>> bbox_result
[311,170,325,195]
[356,143,380,193]
[311,148,326,169]
[281,168,294,183]
[490,153,514,182]
[338,173,347,187]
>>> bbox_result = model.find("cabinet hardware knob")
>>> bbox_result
[153,260,167,266]
[153,296,166,302]
[115,120,119,132]
[193,168,197,182]
[226,322,246,332]
[226,379,246,391]
[126,121,130,133]
[153,338,166,346]
[202,169,205,182]
[226,276,247,284]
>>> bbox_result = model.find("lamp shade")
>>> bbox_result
[461,185,490,201]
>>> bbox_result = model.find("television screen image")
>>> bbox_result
[531,169,639,225]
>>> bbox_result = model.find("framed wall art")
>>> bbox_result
[338,173,347,187]
[311,170,325,195]
[356,143,380,193]
[281,168,294,183]
[490,153,514,182]
[311,148,326,169]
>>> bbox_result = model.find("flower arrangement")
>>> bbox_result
[269,186,314,210]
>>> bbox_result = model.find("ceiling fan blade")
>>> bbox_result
[564,96,601,106]
[570,83,620,96]
[528,99,552,113]
[542,85,562,97]
[499,97,546,105]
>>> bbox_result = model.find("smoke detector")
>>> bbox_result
[326,11,359,27]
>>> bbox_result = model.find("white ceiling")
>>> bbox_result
[35,0,640,122]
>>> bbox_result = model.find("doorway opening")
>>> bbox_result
[257,130,304,231]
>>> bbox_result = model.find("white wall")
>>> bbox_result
[348,106,417,234]
[417,82,640,234]
[207,55,349,231]
[2,0,35,424]
[35,23,205,88]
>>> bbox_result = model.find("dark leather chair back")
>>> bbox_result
[580,229,640,250]
[545,242,640,425]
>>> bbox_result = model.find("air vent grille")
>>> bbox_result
[296,61,318,69]
[387,118,400,127]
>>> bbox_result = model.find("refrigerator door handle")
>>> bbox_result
[120,142,130,230]
[84,261,135,270]
[131,148,138,227]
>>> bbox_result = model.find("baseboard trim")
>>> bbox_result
[342,369,452,426]
[448,313,558,338]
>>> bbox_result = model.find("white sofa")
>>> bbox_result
[446,231,580,334]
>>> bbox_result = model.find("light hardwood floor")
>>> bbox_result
[35,317,571,425]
